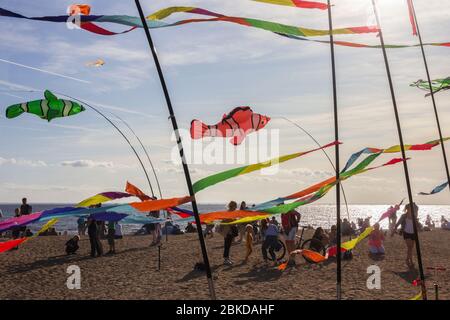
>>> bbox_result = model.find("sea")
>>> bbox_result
[1,203,449,236]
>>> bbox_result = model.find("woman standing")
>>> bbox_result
[392,203,419,268]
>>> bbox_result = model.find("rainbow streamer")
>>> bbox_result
[0,6,378,38]
[193,141,339,193]
[252,0,329,10]
[76,191,133,207]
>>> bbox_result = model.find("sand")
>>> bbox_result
[0,229,449,300]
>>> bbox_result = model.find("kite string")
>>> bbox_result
[54,92,155,198]
[275,116,350,221]
[109,112,163,199]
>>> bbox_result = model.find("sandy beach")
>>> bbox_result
[1,228,449,300]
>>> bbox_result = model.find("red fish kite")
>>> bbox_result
[190,107,271,145]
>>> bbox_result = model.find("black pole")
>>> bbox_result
[327,0,341,300]
[410,0,450,195]
[134,0,216,299]
[371,0,427,300]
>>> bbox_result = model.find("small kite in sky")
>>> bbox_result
[86,58,105,67]
[190,106,271,145]
[5,90,85,122]
[69,4,91,16]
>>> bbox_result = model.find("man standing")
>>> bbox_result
[87,217,103,257]
[281,209,301,267]
[20,198,32,215]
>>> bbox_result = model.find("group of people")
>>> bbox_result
[215,201,301,268]
[10,198,33,245]
[69,209,123,257]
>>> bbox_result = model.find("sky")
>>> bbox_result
[0,0,449,206]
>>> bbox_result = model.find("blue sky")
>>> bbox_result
[0,0,449,205]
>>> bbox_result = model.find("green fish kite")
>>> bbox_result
[410,77,450,97]
[5,90,85,122]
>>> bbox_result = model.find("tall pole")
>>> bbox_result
[327,0,342,300]
[371,0,427,300]
[410,0,450,194]
[133,0,216,299]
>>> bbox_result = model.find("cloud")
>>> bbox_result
[0,157,47,167]
[60,159,115,169]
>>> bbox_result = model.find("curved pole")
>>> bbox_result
[110,113,163,199]
[54,92,155,197]
[277,117,350,221]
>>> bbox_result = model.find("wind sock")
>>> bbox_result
[5,90,85,122]
[190,106,271,145]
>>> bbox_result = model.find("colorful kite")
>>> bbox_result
[410,77,450,97]
[5,90,85,122]
[418,181,448,196]
[252,0,328,10]
[192,141,339,193]
[190,107,271,145]
[406,0,418,36]
[125,181,152,201]
[69,4,91,16]
[86,59,105,67]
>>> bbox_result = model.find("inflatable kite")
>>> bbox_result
[190,107,271,145]
[410,77,450,97]
[5,90,85,122]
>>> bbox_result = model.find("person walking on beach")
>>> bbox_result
[107,221,116,254]
[392,203,419,268]
[87,217,103,257]
[281,209,301,267]
[220,201,239,266]
[262,218,280,266]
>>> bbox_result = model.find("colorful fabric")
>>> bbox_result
[190,106,271,145]
[252,0,328,10]
[125,181,151,201]
[418,181,448,196]
[129,196,192,212]
[5,90,85,122]
[192,141,339,193]
[0,6,378,38]
[406,0,417,36]
[341,138,450,173]
[76,192,133,207]
[0,218,58,254]
[410,78,450,97]
[277,32,450,49]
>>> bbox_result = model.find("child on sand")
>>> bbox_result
[244,224,254,263]
[368,223,385,255]
[65,235,80,255]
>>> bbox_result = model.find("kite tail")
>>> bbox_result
[190,119,210,139]
[5,103,25,119]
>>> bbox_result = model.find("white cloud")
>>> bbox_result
[0,157,47,167]
[60,159,115,169]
